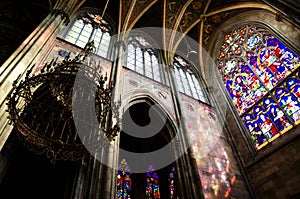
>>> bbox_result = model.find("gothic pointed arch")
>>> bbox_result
[117,97,178,199]
[208,9,300,152]
[124,31,169,84]
[59,7,116,59]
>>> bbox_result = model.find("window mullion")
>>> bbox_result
[95,31,104,55]
[177,68,185,93]
[75,22,85,44]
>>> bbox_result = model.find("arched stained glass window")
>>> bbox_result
[217,24,300,150]
[125,36,166,84]
[169,166,176,199]
[65,11,111,58]
[116,159,132,199]
[174,55,207,103]
[146,165,160,199]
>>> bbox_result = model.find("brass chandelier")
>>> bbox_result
[6,43,121,163]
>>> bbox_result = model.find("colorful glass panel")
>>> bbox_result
[244,113,269,150]
[287,78,300,99]
[146,165,160,199]
[263,98,293,134]
[218,25,300,150]
[225,62,267,114]
[218,25,300,115]
[116,159,132,199]
[169,167,176,199]
[275,88,300,124]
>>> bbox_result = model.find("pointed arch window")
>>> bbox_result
[125,36,166,84]
[146,165,160,199]
[174,55,208,103]
[116,159,132,199]
[169,166,176,199]
[217,24,300,150]
[65,11,112,58]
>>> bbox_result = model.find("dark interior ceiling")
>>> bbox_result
[0,0,298,66]
[208,0,254,10]
[0,0,49,65]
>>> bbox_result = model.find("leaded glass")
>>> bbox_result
[116,159,132,199]
[169,167,176,199]
[244,113,269,150]
[125,36,163,83]
[274,88,300,124]
[218,24,300,150]
[218,25,300,115]
[287,78,300,99]
[146,165,160,199]
[65,11,111,58]
[174,55,207,103]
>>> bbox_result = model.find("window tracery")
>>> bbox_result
[174,55,207,103]
[125,36,164,83]
[65,11,112,58]
[217,24,300,150]
[146,165,160,199]
[116,159,132,199]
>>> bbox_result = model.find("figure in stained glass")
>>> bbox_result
[244,114,268,149]
[254,106,278,140]
[116,159,132,199]
[275,88,300,124]
[287,78,300,99]
[169,167,176,199]
[263,98,292,134]
[218,24,300,149]
[146,165,160,199]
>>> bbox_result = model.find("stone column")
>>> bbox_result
[0,0,85,151]
[101,39,126,199]
[165,62,205,199]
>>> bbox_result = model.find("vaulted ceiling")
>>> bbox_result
[0,0,298,66]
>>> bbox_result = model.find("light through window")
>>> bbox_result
[65,11,111,58]
[174,55,207,103]
[125,36,165,84]
[217,24,300,150]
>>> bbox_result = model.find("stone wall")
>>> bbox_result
[206,9,300,198]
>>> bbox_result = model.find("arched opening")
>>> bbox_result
[117,99,178,199]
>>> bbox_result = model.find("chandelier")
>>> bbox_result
[6,42,121,163]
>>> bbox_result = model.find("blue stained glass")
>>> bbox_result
[292,85,300,99]
[286,78,300,99]
[116,159,132,199]
[169,167,176,199]
[225,65,268,115]
[244,113,270,149]
[244,114,268,149]
[275,88,300,124]
[217,24,300,149]
[263,98,292,133]
[146,165,160,199]
[255,108,277,140]
[286,78,298,90]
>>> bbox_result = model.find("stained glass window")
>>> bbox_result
[169,166,176,199]
[125,36,166,84]
[116,159,132,199]
[174,55,207,103]
[217,25,300,150]
[65,11,111,58]
[146,165,160,199]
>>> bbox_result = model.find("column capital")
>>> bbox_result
[50,9,70,25]
[51,0,86,25]
[114,40,126,51]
